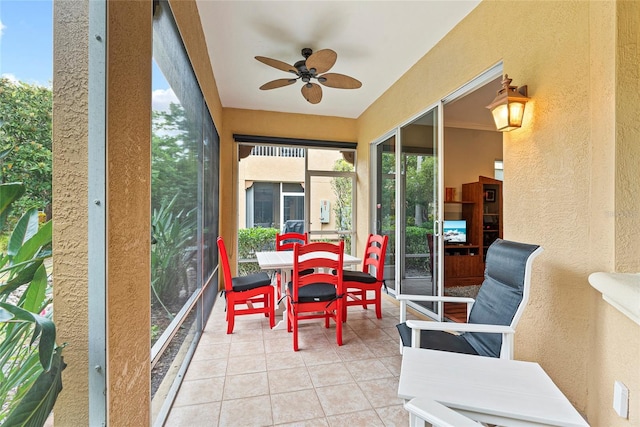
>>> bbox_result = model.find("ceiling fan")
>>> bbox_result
[255,48,362,104]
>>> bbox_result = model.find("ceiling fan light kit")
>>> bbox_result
[255,48,362,104]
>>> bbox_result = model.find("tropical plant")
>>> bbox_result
[0,78,53,224]
[151,194,196,319]
[0,182,64,426]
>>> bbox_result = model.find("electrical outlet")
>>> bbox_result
[613,381,629,418]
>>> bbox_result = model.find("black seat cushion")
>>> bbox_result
[232,272,272,292]
[288,282,337,303]
[396,322,478,355]
[342,270,377,284]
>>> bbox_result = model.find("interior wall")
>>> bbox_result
[356,1,639,425]
[444,127,502,198]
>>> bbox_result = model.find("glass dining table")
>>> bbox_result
[255,250,361,330]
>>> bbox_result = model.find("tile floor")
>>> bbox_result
[164,294,421,426]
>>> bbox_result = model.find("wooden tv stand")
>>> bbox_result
[443,245,484,287]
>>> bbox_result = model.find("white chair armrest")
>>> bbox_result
[405,320,514,335]
[404,397,482,427]
[396,293,475,304]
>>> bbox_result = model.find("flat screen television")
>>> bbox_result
[443,220,467,244]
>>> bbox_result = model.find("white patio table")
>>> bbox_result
[255,250,361,330]
[398,347,590,427]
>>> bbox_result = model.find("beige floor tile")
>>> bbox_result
[223,371,269,400]
[307,363,354,388]
[226,354,266,376]
[183,358,228,381]
[334,342,375,362]
[199,330,232,345]
[326,409,385,426]
[264,337,293,353]
[230,327,264,342]
[275,417,329,427]
[192,342,230,361]
[229,339,265,357]
[378,355,402,377]
[164,401,221,426]
[268,367,313,394]
[270,389,325,425]
[358,378,403,408]
[375,404,410,426]
[314,384,372,416]
[345,358,393,382]
[266,350,305,371]
[173,376,225,407]
[363,338,400,358]
[300,348,339,366]
[219,395,273,426]
[346,319,379,330]
[354,327,394,342]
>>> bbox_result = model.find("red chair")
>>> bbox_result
[275,232,308,300]
[217,237,275,334]
[342,234,389,320]
[287,241,344,351]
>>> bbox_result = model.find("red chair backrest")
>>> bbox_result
[292,240,344,301]
[361,234,389,281]
[276,232,308,251]
[217,237,234,292]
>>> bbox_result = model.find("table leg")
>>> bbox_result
[273,268,291,330]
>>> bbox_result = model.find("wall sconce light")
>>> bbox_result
[486,74,529,132]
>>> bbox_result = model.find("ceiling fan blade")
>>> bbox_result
[305,49,337,74]
[301,83,322,104]
[319,73,362,89]
[255,56,298,74]
[259,78,297,90]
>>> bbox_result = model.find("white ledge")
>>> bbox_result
[588,272,640,325]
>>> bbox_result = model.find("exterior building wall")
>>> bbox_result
[238,149,347,231]
[52,1,90,424]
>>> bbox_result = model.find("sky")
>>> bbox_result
[0,0,177,111]
[0,0,53,87]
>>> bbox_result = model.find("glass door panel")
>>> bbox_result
[306,148,356,255]
[373,135,397,292]
[398,106,442,318]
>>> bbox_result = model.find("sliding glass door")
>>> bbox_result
[372,104,443,319]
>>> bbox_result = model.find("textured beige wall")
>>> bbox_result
[52,1,90,424]
[105,1,152,425]
[357,1,639,424]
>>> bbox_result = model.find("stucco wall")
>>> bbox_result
[357,1,639,425]
[52,1,90,424]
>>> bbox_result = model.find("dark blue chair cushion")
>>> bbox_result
[231,272,272,292]
[396,322,478,355]
[288,282,337,303]
[342,270,377,284]
[463,239,540,357]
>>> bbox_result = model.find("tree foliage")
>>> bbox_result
[0,78,52,221]
[151,103,198,215]
[330,159,354,231]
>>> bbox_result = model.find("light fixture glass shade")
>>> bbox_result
[486,75,529,132]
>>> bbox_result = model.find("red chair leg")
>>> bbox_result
[226,295,235,334]
[336,302,343,346]
[292,312,299,351]
[375,288,382,319]
[269,290,275,328]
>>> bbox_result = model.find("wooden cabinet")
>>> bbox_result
[462,176,503,261]
[443,176,503,288]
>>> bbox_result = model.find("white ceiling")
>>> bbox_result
[196,0,483,120]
